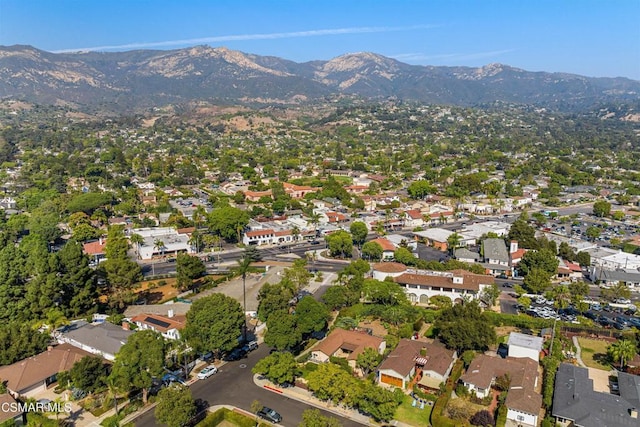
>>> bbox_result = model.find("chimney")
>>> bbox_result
[99,237,104,245]
[510,240,518,254]
[631,408,638,419]
[47,346,54,352]
[122,322,130,330]
[168,309,174,318]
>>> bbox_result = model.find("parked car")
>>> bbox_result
[257,406,282,424]
[223,348,247,361]
[197,365,218,380]
[242,340,258,352]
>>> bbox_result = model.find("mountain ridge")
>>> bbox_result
[0,44,638,112]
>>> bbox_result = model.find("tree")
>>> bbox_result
[601,282,632,302]
[0,321,50,365]
[252,352,300,385]
[72,223,100,242]
[585,226,601,241]
[362,279,407,306]
[558,242,576,261]
[575,251,591,267]
[153,238,166,257]
[407,180,435,199]
[519,249,559,277]
[356,347,382,377]
[155,385,197,427]
[264,311,302,351]
[295,296,330,336]
[282,259,312,291]
[68,356,109,394]
[446,232,462,254]
[508,216,538,249]
[429,295,453,310]
[593,200,612,218]
[435,301,496,352]
[349,221,368,248]
[393,247,416,265]
[568,281,589,303]
[361,241,383,261]
[235,254,253,341]
[130,233,144,258]
[110,330,165,403]
[470,410,495,427]
[176,253,206,291]
[523,268,552,294]
[100,258,143,307]
[325,230,353,258]
[548,285,571,310]
[207,205,250,242]
[608,340,637,370]
[480,283,500,306]
[183,294,244,357]
[299,409,343,427]
[518,295,532,309]
[257,281,296,322]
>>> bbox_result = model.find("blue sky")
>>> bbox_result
[1,0,639,79]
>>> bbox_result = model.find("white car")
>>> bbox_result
[197,365,218,380]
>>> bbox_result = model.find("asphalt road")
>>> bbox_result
[134,346,365,427]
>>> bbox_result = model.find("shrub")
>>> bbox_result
[470,410,495,427]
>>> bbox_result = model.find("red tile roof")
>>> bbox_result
[370,238,396,252]
[246,229,274,237]
[83,240,106,255]
[372,262,408,273]
[313,328,384,361]
[406,210,423,220]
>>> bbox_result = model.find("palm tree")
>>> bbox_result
[188,230,201,253]
[130,233,144,259]
[153,238,166,257]
[447,232,462,254]
[105,376,120,418]
[608,340,637,370]
[309,212,321,237]
[236,254,253,342]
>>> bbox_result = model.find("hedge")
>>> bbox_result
[198,408,257,427]
[430,359,467,427]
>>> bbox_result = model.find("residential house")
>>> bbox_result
[369,237,398,261]
[82,238,107,264]
[0,393,24,425]
[0,197,17,210]
[283,183,320,199]
[454,248,480,264]
[507,332,544,362]
[461,221,511,245]
[310,329,386,373]
[557,260,584,282]
[385,268,494,305]
[553,363,640,427]
[58,321,133,361]
[243,229,276,246]
[590,267,640,289]
[0,344,92,397]
[482,238,510,276]
[377,339,456,390]
[403,210,425,228]
[244,189,273,202]
[460,354,541,427]
[509,241,527,276]
[124,302,191,319]
[130,311,186,340]
[385,234,418,251]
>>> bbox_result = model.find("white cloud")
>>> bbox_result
[53,25,439,53]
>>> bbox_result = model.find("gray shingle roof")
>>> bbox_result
[553,364,640,427]
[61,321,133,358]
[482,238,509,263]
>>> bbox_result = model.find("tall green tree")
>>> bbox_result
[110,330,166,403]
[176,253,206,291]
[356,347,382,377]
[299,409,342,427]
[155,385,197,427]
[523,268,552,294]
[507,216,538,249]
[264,311,302,351]
[252,352,300,385]
[325,230,353,258]
[361,241,383,261]
[295,296,330,336]
[349,221,368,248]
[608,340,637,369]
[183,294,244,357]
[519,249,559,277]
[593,200,612,218]
[435,301,496,352]
[207,205,250,242]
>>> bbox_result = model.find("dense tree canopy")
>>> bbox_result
[184,294,245,356]
[435,301,496,352]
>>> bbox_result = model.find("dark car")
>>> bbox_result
[223,348,247,361]
[257,406,282,423]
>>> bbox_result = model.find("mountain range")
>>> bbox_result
[0,44,639,112]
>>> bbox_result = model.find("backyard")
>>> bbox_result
[394,394,433,427]
[577,337,611,370]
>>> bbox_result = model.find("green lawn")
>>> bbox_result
[577,337,612,370]
[394,394,433,427]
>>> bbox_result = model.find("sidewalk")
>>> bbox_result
[253,374,373,426]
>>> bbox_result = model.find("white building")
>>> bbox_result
[507,332,544,362]
[132,227,193,260]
